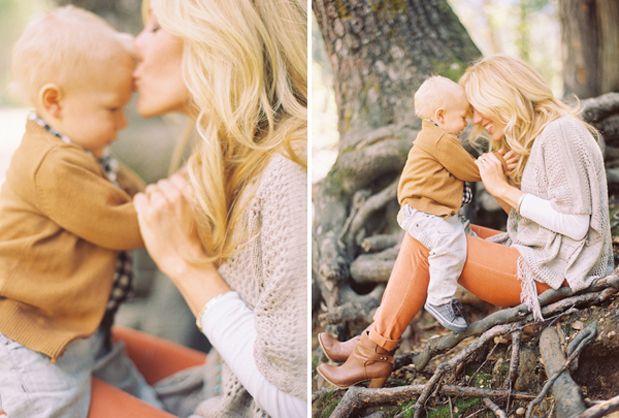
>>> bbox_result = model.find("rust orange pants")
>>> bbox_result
[369,225,552,350]
[88,327,206,418]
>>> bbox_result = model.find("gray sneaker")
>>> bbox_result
[424,300,468,333]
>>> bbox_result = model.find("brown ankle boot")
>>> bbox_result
[318,332,359,362]
[317,331,394,388]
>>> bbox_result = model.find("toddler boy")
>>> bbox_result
[0,6,161,416]
[397,76,481,333]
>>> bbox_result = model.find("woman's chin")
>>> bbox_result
[136,97,189,118]
[136,99,171,118]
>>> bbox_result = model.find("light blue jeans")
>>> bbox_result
[0,329,162,418]
[397,204,467,306]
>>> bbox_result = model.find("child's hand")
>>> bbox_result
[496,148,519,177]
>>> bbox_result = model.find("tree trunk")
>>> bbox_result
[597,0,619,94]
[312,0,481,336]
[559,0,619,99]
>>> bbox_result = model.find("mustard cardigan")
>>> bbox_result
[0,121,144,361]
[397,120,481,217]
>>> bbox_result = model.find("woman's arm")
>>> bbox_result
[198,292,306,418]
[519,193,589,240]
[493,195,513,214]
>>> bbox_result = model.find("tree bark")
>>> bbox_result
[559,0,619,99]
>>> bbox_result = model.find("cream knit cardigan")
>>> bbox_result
[491,116,614,319]
[194,153,307,417]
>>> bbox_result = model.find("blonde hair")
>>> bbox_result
[414,75,465,119]
[10,6,134,105]
[459,55,594,185]
[149,0,307,265]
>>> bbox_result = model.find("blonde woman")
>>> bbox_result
[89,1,307,417]
[317,55,613,388]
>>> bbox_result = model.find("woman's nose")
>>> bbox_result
[133,32,145,61]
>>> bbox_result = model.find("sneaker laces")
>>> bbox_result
[451,300,464,318]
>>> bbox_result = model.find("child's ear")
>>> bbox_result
[39,84,63,118]
[434,107,446,123]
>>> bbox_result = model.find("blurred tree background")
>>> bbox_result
[0,0,207,351]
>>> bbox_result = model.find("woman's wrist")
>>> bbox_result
[195,291,237,332]
[496,184,524,211]
[170,261,232,315]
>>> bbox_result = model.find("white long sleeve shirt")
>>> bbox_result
[198,292,307,418]
[519,193,589,241]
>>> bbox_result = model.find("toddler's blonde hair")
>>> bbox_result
[414,75,466,120]
[147,0,307,265]
[11,5,134,105]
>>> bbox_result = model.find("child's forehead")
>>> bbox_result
[66,59,134,98]
[437,92,468,110]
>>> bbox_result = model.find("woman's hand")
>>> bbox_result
[133,174,231,314]
[133,174,208,280]
[477,152,524,212]
[476,152,509,197]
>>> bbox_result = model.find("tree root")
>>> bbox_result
[483,397,507,418]
[313,183,350,308]
[318,285,384,336]
[350,245,399,283]
[597,114,619,144]
[399,323,523,418]
[327,384,535,418]
[581,92,619,123]
[346,180,398,248]
[503,330,521,411]
[341,121,417,150]
[576,394,619,418]
[527,322,596,418]
[335,138,410,194]
[360,232,403,253]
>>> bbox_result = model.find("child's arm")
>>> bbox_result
[116,162,146,197]
[434,135,481,182]
[34,147,144,250]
